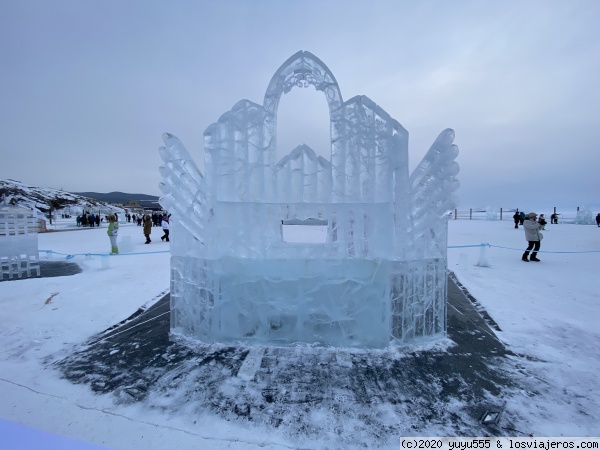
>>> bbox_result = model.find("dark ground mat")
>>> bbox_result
[52,272,528,445]
[1,260,81,282]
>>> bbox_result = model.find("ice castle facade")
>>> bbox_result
[159,51,459,347]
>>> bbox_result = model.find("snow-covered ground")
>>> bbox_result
[0,218,599,449]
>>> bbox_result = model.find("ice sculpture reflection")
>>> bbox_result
[159,51,459,347]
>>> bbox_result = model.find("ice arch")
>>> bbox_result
[264,51,343,186]
[263,50,343,119]
[158,51,460,348]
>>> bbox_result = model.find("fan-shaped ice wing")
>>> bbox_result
[409,129,460,255]
[158,133,207,244]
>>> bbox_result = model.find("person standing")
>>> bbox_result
[522,212,542,262]
[513,211,520,229]
[143,214,152,244]
[538,214,547,230]
[161,215,170,242]
[107,215,119,254]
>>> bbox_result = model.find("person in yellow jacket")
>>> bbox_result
[107,215,119,254]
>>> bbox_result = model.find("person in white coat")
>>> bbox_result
[522,212,542,262]
[160,215,170,242]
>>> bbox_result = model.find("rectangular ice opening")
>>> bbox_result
[281,218,328,244]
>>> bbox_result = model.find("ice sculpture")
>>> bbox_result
[575,207,594,225]
[0,200,40,280]
[485,206,499,220]
[159,51,459,347]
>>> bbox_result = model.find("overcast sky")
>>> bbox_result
[1,0,598,208]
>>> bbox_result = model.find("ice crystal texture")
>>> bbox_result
[575,207,594,225]
[159,51,459,347]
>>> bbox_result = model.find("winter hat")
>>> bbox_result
[528,212,537,218]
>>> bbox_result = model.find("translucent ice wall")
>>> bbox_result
[408,129,460,260]
[575,207,594,225]
[0,204,40,280]
[159,51,459,347]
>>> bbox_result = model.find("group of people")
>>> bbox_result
[513,211,548,229]
[108,207,599,262]
[76,212,101,227]
[142,213,170,244]
[514,211,550,229]
[515,209,600,262]
[106,211,170,254]
[514,210,547,262]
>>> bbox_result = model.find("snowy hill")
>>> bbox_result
[0,179,126,215]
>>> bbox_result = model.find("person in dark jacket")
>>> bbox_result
[596,213,600,227]
[522,212,542,262]
[519,211,525,225]
[143,215,152,244]
[513,211,520,229]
